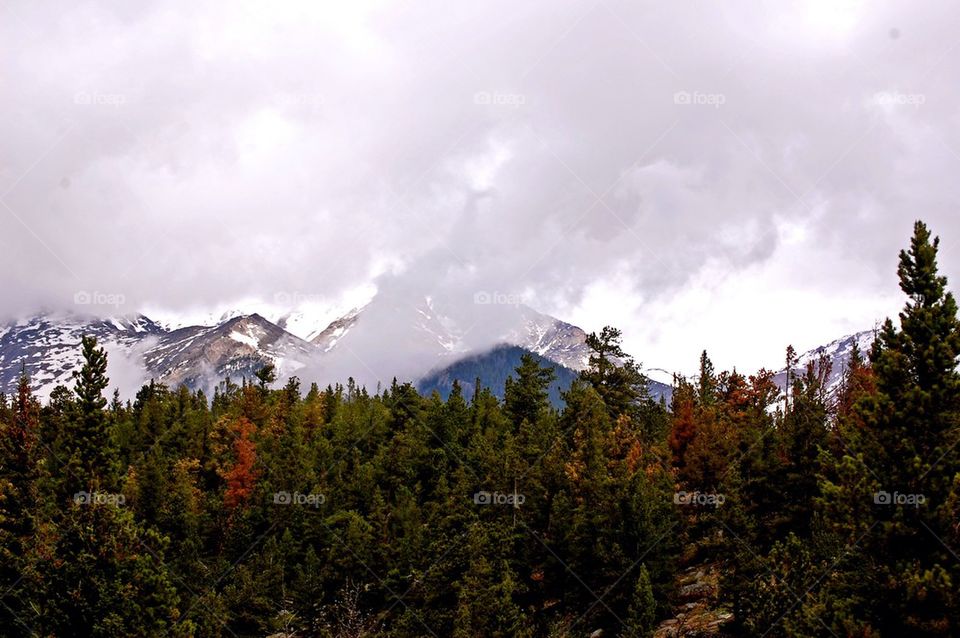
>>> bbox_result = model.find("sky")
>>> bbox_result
[2,0,959,376]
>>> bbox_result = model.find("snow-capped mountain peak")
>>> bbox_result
[775,328,877,395]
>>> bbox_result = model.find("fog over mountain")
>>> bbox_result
[2,1,960,375]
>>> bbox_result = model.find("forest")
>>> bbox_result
[0,220,958,637]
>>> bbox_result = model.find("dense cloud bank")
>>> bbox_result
[2,0,958,372]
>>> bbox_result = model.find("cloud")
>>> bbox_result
[103,339,154,400]
[1,0,958,374]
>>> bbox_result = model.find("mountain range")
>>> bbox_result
[0,296,601,401]
[0,296,875,405]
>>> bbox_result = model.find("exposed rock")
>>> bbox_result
[654,563,732,638]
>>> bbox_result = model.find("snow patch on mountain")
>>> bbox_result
[0,313,165,401]
[644,367,676,388]
[774,329,877,395]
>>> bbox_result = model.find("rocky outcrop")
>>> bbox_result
[654,563,732,637]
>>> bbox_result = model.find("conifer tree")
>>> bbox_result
[32,338,187,637]
[667,376,697,471]
[504,353,556,429]
[0,369,41,631]
[223,417,259,509]
[582,326,650,421]
[815,220,960,635]
[697,350,717,407]
[255,363,276,391]
[625,564,656,638]
[64,335,115,492]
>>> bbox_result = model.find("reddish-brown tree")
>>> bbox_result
[222,416,259,509]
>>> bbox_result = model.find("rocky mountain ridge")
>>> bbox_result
[1,302,876,406]
[0,300,598,400]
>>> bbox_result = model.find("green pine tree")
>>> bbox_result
[63,336,116,492]
[814,220,960,636]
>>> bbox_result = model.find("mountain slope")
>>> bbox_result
[416,345,580,407]
[4,302,868,406]
[0,300,600,402]
[509,306,593,370]
[310,306,365,352]
[0,313,165,399]
[142,314,316,392]
[417,344,673,408]
[0,312,317,399]
[773,329,876,395]
[307,296,595,387]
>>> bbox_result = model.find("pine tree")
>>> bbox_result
[582,326,651,421]
[33,503,189,637]
[223,416,259,509]
[814,221,960,635]
[624,564,656,638]
[667,376,697,471]
[784,344,798,411]
[255,363,276,391]
[453,523,530,638]
[504,353,556,429]
[63,336,115,492]
[697,350,717,407]
[778,360,830,538]
[31,339,188,637]
[0,369,41,632]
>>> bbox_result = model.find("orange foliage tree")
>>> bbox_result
[222,416,259,509]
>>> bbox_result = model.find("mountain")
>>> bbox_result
[773,329,876,395]
[507,306,594,370]
[0,300,878,409]
[0,298,600,401]
[309,295,595,381]
[0,313,165,399]
[417,344,674,408]
[141,314,316,392]
[309,305,365,352]
[416,345,581,407]
[0,312,315,400]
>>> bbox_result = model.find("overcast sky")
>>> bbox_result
[2,0,959,375]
